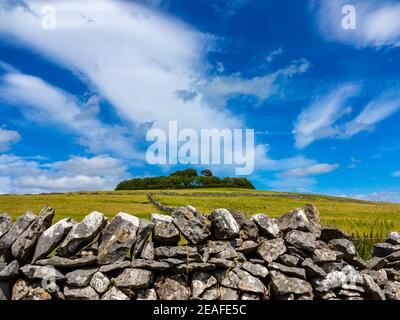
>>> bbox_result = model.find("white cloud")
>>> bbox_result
[353,191,400,203]
[0,72,141,159]
[280,163,339,178]
[293,84,358,149]
[202,58,310,108]
[392,171,400,177]
[266,48,283,63]
[0,127,20,152]
[342,90,400,137]
[212,0,249,19]
[0,0,241,134]
[314,0,400,48]
[0,154,128,194]
[294,84,400,148]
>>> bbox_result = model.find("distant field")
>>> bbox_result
[1,188,399,238]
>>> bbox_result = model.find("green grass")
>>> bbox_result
[1,188,398,260]
[1,188,399,239]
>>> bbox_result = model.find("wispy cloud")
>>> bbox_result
[212,0,249,19]
[314,0,400,48]
[0,127,20,152]
[0,154,128,194]
[0,72,141,159]
[0,0,241,135]
[202,58,310,108]
[266,48,283,63]
[392,171,400,177]
[280,163,339,177]
[342,90,400,137]
[353,191,400,203]
[294,84,400,148]
[293,84,357,149]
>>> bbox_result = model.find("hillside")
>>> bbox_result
[1,188,399,238]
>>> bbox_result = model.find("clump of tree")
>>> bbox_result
[115,168,255,190]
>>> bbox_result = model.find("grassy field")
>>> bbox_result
[1,188,399,236]
[1,188,399,259]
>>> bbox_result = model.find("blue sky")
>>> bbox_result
[0,0,400,201]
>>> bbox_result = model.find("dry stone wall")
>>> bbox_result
[0,200,400,300]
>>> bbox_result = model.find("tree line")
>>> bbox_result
[115,168,255,190]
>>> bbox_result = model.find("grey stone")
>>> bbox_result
[251,214,280,238]
[303,204,321,237]
[137,288,157,300]
[155,275,190,300]
[192,272,217,297]
[32,217,76,263]
[285,230,316,252]
[242,261,268,278]
[114,268,153,289]
[257,238,286,263]
[0,260,19,280]
[362,269,388,286]
[209,209,239,240]
[219,287,239,300]
[268,262,306,279]
[215,245,239,260]
[98,212,139,264]
[0,212,36,255]
[312,248,338,263]
[12,279,52,300]
[234,214,258,241]
[249,259,265,265]
[99,261,131,273]
[90,272,110,294]
[0,213,12,239]
[65,268,98,286]
[172,207,211,244]
[20,265,64,282]
[373,243,400,258]
[277,209,311,233]
[201,287,220,300]
[315,265,364,293]
[152,214,180,246]
[386,250,400,262]
[11,206,54,263]
[269,270,313,295]
[101,287,129,300]
[386,232,400,245]
[0,281,11,300]
[328,239,356,258]
[383,281,400,300]
[241,292,260,300]
[59,211,107,257]
[320,262,344,273]
[36,255,98,268]
[64,285,99,300]
[131,259,171,271]
[220,269,266,294]
[207,258,234,269]
[140,242,154,260]
[132,219,154,258]
[175,262,216,273]
[365,257,387,270]
[154,246,200,260]
[301,258,327,278]
[362,273,385,300]
[236,240,258,254]
[319,225,350,242]
[278,254,300,267]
